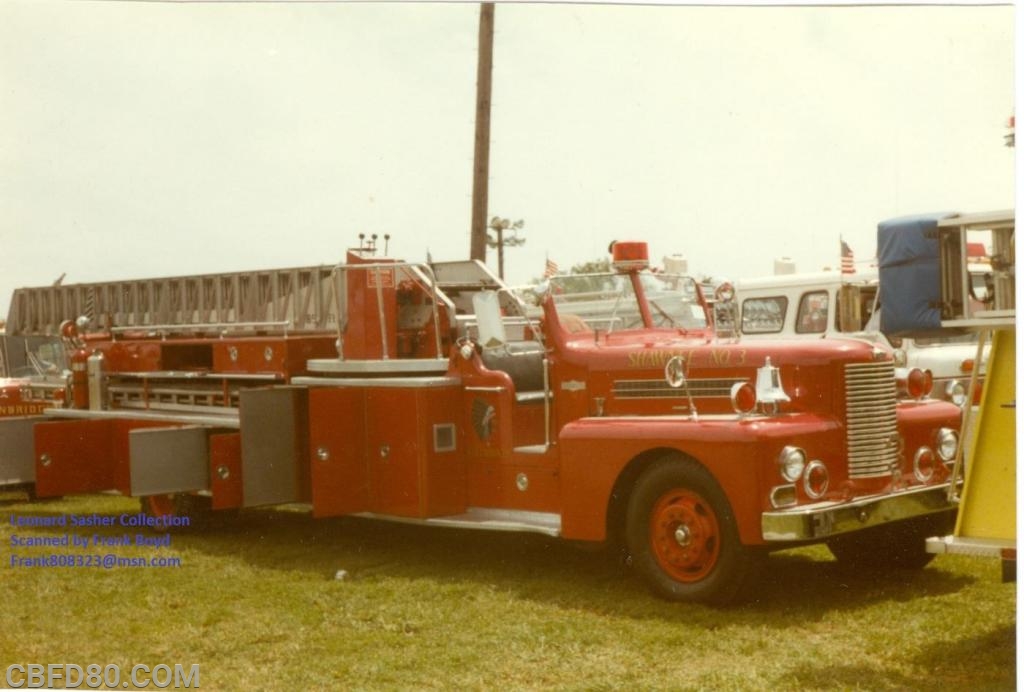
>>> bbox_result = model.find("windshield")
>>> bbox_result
[546,272,708,333]
[0,335,66,378]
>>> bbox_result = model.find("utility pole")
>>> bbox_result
[469,3,495,262]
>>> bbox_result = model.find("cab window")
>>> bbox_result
[796,291,829,334]
[741,296,787,334]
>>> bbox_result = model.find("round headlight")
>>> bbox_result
[935,427,958,462]
[945,380,967,407]
[803,460,829,499]
[778,446,806,482]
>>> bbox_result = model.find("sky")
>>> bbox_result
[0,1,1016,316]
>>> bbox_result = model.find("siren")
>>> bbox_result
[611,241,649,273]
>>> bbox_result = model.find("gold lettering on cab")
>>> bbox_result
[0,403,49,417]
[627,350,693,368]
[626,348,747,368]
[707,349,747,366]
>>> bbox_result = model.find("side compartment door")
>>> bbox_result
[308,387,369,518]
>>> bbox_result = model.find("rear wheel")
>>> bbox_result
[626,457,755,604]
[140,493,214,530]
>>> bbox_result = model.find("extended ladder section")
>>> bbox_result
[5,265,339,337]
[937,209,1015,326]
[924,210,1016,578]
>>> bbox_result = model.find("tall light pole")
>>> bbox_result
[486,217,525,280]
[469,3,495,262]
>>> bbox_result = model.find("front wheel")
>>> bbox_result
[626,457,756,604]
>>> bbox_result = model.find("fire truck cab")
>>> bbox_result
[0,240,963,603]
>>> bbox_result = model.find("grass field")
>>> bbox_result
[0,492,1015,691]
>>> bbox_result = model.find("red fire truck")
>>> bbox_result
[0,239,962,603]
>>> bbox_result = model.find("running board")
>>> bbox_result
[353,507,562,537]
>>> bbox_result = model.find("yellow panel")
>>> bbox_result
[956,329,1016,540]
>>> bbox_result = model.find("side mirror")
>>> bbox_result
[713,282,735,303]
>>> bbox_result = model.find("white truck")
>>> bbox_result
[729,269,985,407]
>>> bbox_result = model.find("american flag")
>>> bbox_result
[841,240,855,274]
[544,257,558,278]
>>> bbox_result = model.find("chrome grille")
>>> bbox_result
[613,378,744,399]
[845,361,900,478]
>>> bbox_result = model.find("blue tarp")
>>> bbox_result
[877,212,957,336]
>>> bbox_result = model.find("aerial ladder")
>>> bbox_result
[4,264,339,338]
[918,210,1016,580]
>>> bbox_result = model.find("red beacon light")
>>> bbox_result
[730,381,757,414]
[900,367,933,400]
[611,241,650,273]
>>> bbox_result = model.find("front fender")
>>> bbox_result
[557,413,841,544]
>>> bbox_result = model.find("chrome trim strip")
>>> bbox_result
[292,375,460,389]
[113,401,240,416]
[111,320,291,334]
[612,377,744,399]
[761,483,955,541]
[351,507,562,537]
[307,358,449,374]
[112,371,281,381]
[42,408,240,428]
[574,413,744,422]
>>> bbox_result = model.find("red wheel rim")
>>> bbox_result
[145,494,175,516]
[648,488,721,583]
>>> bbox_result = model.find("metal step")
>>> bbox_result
[925,534,1015,558]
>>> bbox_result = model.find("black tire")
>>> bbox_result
[826,511,955,570]
[140,493,215,531]
[24,483,61,503]
[626,457,755,604]
[1001,558,1016,583]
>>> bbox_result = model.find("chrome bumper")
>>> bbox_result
[762,483,956,542]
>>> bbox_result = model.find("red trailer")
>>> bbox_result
[0,239,961,603]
